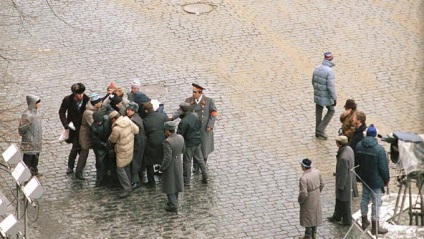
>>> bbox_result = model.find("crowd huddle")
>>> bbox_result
[18,80,218,213]
[297,52,390,239]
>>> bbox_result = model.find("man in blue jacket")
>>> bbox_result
[312,52,337,140]
[356,124,389,235]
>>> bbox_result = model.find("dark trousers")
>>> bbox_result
[183,145,207,183]
[166,193,179,209]
[76,149,89,173]
[145,165,155,184]
[315,104,335,136]
[93,148,107,183]
[23,153,39,173]
[67,136,81,170]
[131,155,142,184]
[332,198,352,224]
[304,226,317,237]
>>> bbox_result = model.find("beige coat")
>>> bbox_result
[340,110,356,141]
[298,168,324,227]
[79,102,96,149]
[108,116,139,167]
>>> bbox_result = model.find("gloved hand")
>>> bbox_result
[333,100,337,106]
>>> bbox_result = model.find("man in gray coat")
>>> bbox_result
[327,135,354,226]
[160,121,185,213]
[19,95,43,176]
[172,83,218,172]
[298,158,324,239]
[312,52,337,140]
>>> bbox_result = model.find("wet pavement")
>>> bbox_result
[0,0,423,238]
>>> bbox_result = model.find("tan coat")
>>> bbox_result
[108,116,139,167]
[79,102,96,149]
[340,110,356,140]
[298,168,324,227]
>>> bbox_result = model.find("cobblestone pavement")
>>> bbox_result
[0,0,423,238]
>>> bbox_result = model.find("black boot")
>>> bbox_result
[361,216,370,230]
[371,220,388,235]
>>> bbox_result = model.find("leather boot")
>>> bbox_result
[311,232,316,239]
[298,236,311,239]
[361,216,370,230]
[371,220,388,235]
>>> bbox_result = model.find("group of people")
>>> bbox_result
[55,80,217,211]
[298,52,390,239]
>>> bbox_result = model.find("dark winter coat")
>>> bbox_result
[177,112,201,147]
[173,95,217,159]
[143,111,169,165]
[355,136,390,189]
[160,132,185,194]
[59,93,90,143]
[19,95,42,154]
[349,123,367,154]
[91,116,111,150]
[130,114,146,166]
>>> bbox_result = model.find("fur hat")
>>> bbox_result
[71,83,85,94]
[127,102,139,112]
[164,121,176,130]
[179,102,191,112]
[93,110,105,122]
[301,158,312,169]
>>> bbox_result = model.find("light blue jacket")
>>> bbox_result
[312,60,337,106]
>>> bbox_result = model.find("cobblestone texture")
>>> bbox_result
[0,0,423,238]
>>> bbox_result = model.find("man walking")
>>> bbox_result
[312,52,337,140]
[160,121,185,213]
[59,83,90,177]
[19,95,43,176]
[172,83,218,172]
[327,135,354,226]
[177,102,208,186]
[298,158,324,239]
[356,124,389,235]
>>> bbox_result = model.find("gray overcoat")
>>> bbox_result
[298,168,324,227]
[160,132,185,194]
[336,145,355,201]
[184,95,217,159]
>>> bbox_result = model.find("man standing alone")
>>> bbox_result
[298,158,324,239]
[19,95,43,176]
[312,52,337,140]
